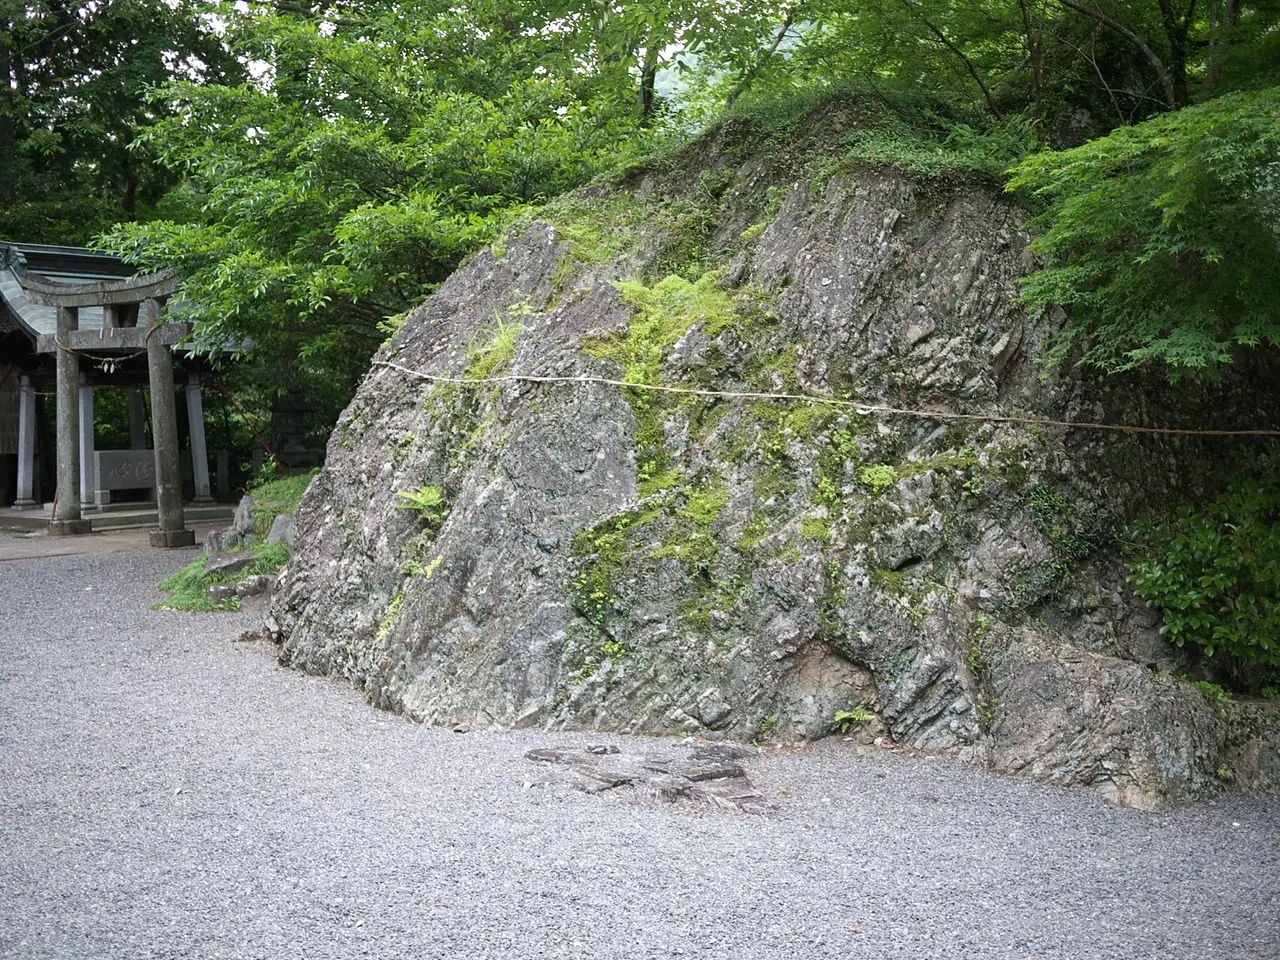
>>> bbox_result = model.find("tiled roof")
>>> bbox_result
[0,242,133,338]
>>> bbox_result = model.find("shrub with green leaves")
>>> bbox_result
[1126,466,1280,665]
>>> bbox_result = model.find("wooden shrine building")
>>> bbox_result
[0,242,227,545]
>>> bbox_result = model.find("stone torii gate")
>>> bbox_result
[26,270,198,547]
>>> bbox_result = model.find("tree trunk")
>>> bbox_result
[1157,0,1194,107]
[0,39,13,183]
[637,46,658,125]
[1056,0,1179,109]
[901,0,1004,118]
[1017,0,1043,122]
[123,157,138,221]
[1205,0,1238,89]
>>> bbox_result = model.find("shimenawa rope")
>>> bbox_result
[371,360,1280,439]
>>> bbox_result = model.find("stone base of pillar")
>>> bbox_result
[11,499,40,511]
[49,519,93,536]
[150,528,196,548]
[192,494,215,504]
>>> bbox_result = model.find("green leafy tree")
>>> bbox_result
[696,1,1279,132]
[0,0,243,243]
[77,0,1278,399]
[101,0,657,392]
[1008,87,1280,378]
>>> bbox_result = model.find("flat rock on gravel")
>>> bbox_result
[1,550,1278,960]
[525,742,774,813]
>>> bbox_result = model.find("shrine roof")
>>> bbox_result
[0,242,137,338]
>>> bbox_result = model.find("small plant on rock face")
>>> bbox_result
[394,485,447,531]
[977,698,1000,734]
[815,474,840,505]
[465,314,525,382]
[858,464,897,495]
[834,708,873,733]
[967,615,992,677]
[403,553,444,579]
[961,475,985,500]
[1188,679,1233,708]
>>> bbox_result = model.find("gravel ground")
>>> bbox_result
[1,550,1277,960]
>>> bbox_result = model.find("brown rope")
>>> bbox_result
[371,361,1280,439]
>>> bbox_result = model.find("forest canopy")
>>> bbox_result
[3,0,1278,393]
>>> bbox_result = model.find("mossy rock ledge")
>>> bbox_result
[266,116,1280,810]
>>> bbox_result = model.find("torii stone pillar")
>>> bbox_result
[146,297,195,548]
[13,375,37,509]
[185,372,213,503]
[51,306,91,535]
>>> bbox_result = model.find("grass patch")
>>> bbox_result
[719,84,1036,186]
[248,469,318,541]
[819,114,1036,184]
[155,542,291,612]
[465,314,525,383]
[155,468,317,612]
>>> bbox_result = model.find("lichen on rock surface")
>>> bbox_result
[267,102,1280,810]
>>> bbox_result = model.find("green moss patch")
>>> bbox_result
[569,502,668,626]
[583,271,735,497]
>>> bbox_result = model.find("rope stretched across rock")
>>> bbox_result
[371,360,1280,438]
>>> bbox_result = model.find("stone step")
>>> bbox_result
[86,504,235,532]
[2,503,236,534]
[0,509,50,532]
[84,500,163,515]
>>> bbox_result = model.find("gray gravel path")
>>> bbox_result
[1,550,1277,960]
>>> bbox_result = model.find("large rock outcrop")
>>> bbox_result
[267,106,1280,809]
